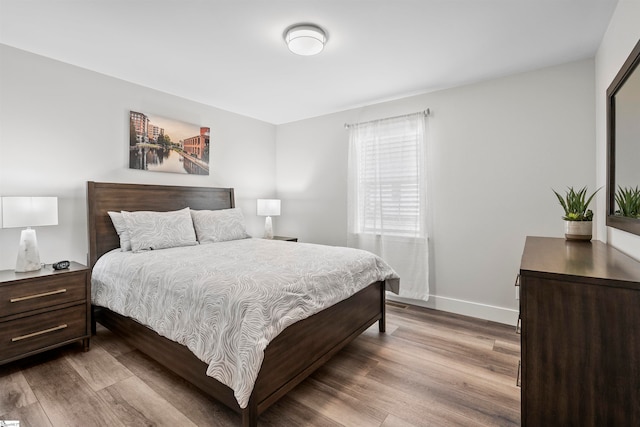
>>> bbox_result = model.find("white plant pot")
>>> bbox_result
[564,220,592,241]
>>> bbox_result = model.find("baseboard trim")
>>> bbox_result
[387,294,518,326]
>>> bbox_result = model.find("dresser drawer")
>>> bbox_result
[0,271,87,318]
[0,304,87,363]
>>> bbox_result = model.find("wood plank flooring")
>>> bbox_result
[0,302,521,426]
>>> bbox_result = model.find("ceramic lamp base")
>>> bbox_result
[15,228,42,272]
[264,216,274,239]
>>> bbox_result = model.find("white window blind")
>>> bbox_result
[350,114,425,238]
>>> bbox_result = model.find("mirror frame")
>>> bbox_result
[606,38,640,236]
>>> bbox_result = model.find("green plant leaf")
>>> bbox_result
[552,186,601,221]
[615,185,640,218]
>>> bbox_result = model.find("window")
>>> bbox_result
[347,111,430,300]
[349,113,426,238]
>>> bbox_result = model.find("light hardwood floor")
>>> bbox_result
[0,302,521,426]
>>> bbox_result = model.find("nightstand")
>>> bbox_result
[272,236,298,242]
[0,262,91,365]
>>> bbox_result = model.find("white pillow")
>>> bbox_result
[122,207,198,252]
[108,211,132,251]
[191,208,250,244]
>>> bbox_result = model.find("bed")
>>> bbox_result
[87,181,398,426]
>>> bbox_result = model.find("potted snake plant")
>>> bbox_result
[614,186,640,219]
[552,186,600,241]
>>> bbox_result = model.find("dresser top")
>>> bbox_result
[520,236,640,285]
[0,262,86,284]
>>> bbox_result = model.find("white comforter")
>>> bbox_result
[91,238,399,408]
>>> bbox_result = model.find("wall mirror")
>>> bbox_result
[606,39,640,236]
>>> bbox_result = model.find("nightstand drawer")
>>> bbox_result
[0,271,86,318]
[0,304,87,363]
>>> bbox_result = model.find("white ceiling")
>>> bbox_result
[0,0,618,124]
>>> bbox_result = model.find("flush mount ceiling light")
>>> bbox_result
[284,24,326,56]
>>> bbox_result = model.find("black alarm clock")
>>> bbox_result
[52,260,70,270]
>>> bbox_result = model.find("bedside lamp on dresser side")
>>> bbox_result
[1,196,58,272]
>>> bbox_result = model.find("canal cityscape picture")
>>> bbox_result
[129,111,210,175]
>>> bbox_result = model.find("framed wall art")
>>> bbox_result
[129,111,210,175]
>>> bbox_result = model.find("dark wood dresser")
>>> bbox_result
[519,236,640,426]
[0,262,91,365]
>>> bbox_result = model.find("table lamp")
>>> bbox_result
[257,199,280,239]
[1,196,58,272]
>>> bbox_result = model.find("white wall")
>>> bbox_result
[276,60,596,324]
[595,0,640,261]
[0,42,608,326]
[0,44,277,271]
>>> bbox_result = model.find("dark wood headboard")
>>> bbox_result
[87,181,235,268]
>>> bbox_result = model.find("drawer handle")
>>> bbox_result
[514,274,520,287]
[12,324,68,342]
[515,316,521,334]
[516,360,521,387]
[10,288,67,303]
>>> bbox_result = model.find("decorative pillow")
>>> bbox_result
[108,211,132,251]
[191,208,250,244]
[122,207,198,252]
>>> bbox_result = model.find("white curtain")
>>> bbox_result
[347,113,429,300]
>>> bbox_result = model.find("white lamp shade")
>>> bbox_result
[1,197,58,228]
[285,25,326,56]
[257,199,281,217]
